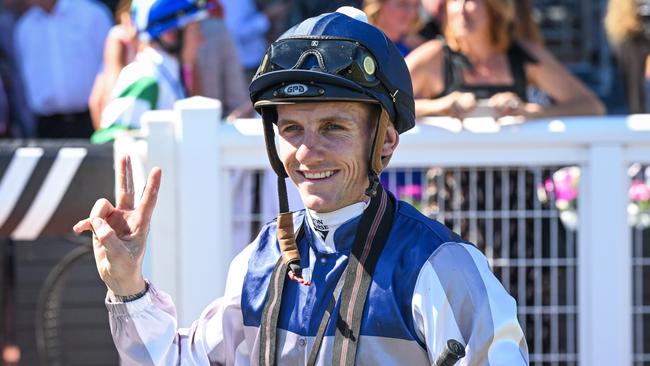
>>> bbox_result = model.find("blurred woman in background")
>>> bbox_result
[406,0,604,120]
[88,0,137,129]
[364,0,425,56]
[605,0,650,113]
[514,0,542,45]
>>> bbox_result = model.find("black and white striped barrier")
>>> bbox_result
[0,142,114,240]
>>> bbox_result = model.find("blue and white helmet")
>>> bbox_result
[250,6,415,134]
[131,0,213,41]
[250,6,415,185]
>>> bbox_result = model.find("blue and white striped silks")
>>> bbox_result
[106,195,529,365]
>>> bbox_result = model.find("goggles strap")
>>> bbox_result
[292,49,327,72]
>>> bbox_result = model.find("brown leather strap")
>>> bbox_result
[370,109,391,175]
[277,212,299,267]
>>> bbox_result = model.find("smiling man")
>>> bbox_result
[276,102,389,212]
[74,6,528,366]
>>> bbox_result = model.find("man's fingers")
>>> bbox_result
[74,198,115,234]
[90,198,115,220]
[138,167,162,224]
[72,198,115,235]
[73,218,92,234]
[91,217,121,252]
[116,155,135,210]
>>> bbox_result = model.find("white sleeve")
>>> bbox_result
[106,243,255,366]
[412,242,529,365]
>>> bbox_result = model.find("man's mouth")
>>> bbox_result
[301,170,335,180]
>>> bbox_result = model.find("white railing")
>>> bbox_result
[116,96,650,366]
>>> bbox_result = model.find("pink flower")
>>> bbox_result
[544,178,554,193]
[629,180,650,203]
[398,184,422,201]
[553,168,578,202]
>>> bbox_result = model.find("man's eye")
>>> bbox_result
[281,124,301,133]
[324,123,344,131]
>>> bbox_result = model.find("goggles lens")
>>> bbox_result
[256,38,380,87]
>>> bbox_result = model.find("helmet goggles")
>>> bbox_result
[256,37,381,88]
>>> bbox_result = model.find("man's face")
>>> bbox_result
[277,102,374,213]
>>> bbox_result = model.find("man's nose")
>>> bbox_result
[295,130,323,163]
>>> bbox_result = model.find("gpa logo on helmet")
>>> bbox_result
[283,84,308,96]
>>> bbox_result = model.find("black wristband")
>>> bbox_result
[113,281,150,303]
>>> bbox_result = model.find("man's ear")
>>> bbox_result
[382,124,399,157]
[380,123,399,169]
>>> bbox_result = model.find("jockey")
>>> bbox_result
[91,0,212,143]
[75,6,528,365]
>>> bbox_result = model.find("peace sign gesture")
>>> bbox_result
[73,155,162,297]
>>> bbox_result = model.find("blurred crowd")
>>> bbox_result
[0,0,647,140]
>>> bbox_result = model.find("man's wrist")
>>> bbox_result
[109,280,149,303]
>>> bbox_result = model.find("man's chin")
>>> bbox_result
[301,195,332,213]
[300,190,350,213]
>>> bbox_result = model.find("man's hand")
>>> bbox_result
[73,155,161,296]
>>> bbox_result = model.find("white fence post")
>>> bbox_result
[579,143,631,366]
[141,111,180,303]
[173,97,226,327]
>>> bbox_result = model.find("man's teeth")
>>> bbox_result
[303,171,334,179]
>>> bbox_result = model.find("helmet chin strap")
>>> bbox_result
[365,108,391,197]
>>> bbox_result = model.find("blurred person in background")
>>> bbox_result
[0,3,35,137]
[513,0,552,107]
[196,12,255,120]
[91,0,211,144]
[88,0,138,130]
[419,0,444,40]
[222,0,289,81]
[605,0,650,113]
[514,0,542,45]
[406,0,604,121]
[364,0,425,56]
[254,0,291,42]
[1,0,29,17]
[286,0,361,28]
[0,45,9,138]
[14,0,112,138]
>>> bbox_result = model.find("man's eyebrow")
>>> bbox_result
[320,116,355,123]
[277,115,356,125]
